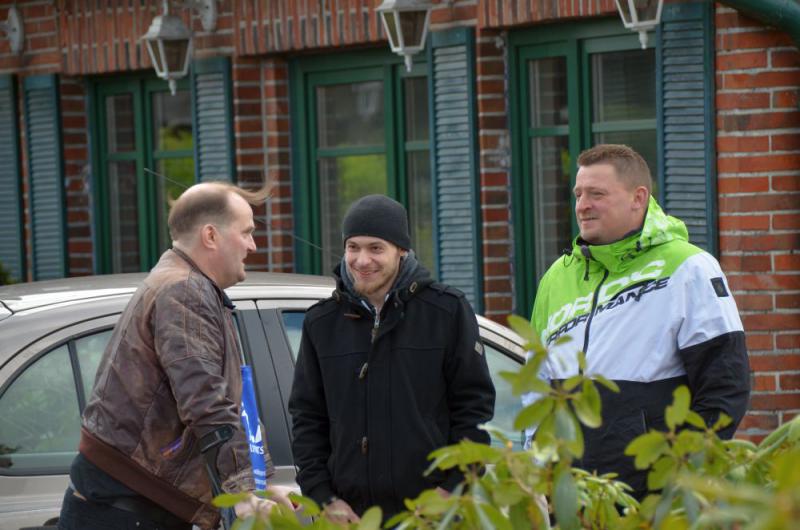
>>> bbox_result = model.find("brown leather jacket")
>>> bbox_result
[80,249,256,529]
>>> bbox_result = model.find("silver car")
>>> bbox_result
[0,273,525,530]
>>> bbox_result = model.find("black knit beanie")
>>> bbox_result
[342,194,411,250]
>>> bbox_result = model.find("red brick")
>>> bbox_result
[728,273,800,291]
[484,261,511,277]
[752,374,777,392]
[738,413,779,431]
[716,135,769,153]
[749,393,800,411]
[720,234,800,252]
[716,92,770,111]
[785,412,800,422]
[478,97,505,114]
[776,335,800,350]
[746,333,773,351]
[773,90,799,109]
[483,224,510,240]
[483,206,511,223]
[719,193,800,213]
[718,214,770,232]
[772,50,800,68]
[485,279,512,293]
[481,171,509,188]
[775,255,800,271]
[714,11,763,31]
[234,119,263,134]
[233,66,261,82]
[477,59,504,77]
[736,433,766,444]
[430,3,477,24]
[772,175,800,192]
[718,112,800,132]
[718,154,800,173]
[772,134,800,151]
[484,296,513,313]
[717,177,769,194]
[773,214,800,230]
[743,313,800,332]
[717,51,768,71]
[234,86,261,100]
[735,293,774,311]
[776,294,800,310]
[717,31,794,52]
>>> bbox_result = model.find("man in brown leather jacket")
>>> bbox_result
[58,182,291,530]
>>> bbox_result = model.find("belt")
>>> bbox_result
[69,486,190,529]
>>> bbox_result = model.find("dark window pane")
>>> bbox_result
[151,91,193,152]
[108,160,141,273]
[281,311,306,361]
[594,130,658,187]
[0,345,81,471]
[317,81,385,148]
[105,94,136,153]
[528,57,568,128]
[532,136,572,278]
[592,49,655,122]
[318,155,387,273]
[483,343,524,450]
[404,77,429,142]
[406,150,433,270]
[156,157,195,252]
[74,330,113,402]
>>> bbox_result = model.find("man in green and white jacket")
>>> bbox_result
[526,144,750,499]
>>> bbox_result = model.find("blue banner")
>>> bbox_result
[240,365,267,490]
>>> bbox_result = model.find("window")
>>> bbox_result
[484,343,525,451]
[280,311,305,361]
[0,330,113,473]
[292,51,433,274]
[511,21,657,316]
[93,78,194,273]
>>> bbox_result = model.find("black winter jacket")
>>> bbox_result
[288,262,495,518]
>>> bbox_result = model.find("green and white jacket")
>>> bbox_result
[527,197,750,496]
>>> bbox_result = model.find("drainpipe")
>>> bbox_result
[717,0,800,48]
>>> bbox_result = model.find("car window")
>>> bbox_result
[0,345,81,472]
[74,329,113,401]
[483,342,525,451]
[280,311,305,361]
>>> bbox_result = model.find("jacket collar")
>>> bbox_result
[570,196,689,274]
[168,247,235,309]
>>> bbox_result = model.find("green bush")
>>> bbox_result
[217,315,800,529]
[0,260,14,286]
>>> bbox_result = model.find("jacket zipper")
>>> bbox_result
[582,269,609,356]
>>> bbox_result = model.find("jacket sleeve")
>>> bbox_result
[440,295,496,490]
[153,280,254,493]
[287,317,336,506]
[675,253,751,439]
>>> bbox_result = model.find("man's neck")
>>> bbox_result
[173,244,221,287]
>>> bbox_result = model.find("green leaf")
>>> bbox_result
[684,410,707,430]
[562,375,582,391]
[647,456,676,490]
[357,507,382,530]
[577,350,586,372]
[572,380,602,428]
[287,493,320,517]
[493,480,526,505]
[712,413,732,432]
[513,397,554,431]
[213,492,249,508]
[665,385,690,431]
[477,503,513,530]
[624,431,668,469]
[507,314,541,349]
[554,335,573,346]
[553,469,580,530]
[592,374,620,393]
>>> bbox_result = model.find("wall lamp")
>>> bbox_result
[377,0,433,72]
[141,0,217,95]
[1,6,24,54]
[615,0,664,49]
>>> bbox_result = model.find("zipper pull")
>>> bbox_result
[361,436,368,454]
[358,362,368,379]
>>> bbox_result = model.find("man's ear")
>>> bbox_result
[633,186,649,210]
[199,224,218,250]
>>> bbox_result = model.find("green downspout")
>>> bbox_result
[718,0,800,47]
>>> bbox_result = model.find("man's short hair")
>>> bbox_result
[577,144,652,193]
[167,181,270,242]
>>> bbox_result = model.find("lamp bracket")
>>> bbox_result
[184,0,217,32]
[0,6,24,54]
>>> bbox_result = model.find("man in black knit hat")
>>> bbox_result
[289,194,496,523]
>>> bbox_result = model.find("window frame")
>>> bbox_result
[89,76,193,274]
[290,49,431,274]
[509,19,657,317]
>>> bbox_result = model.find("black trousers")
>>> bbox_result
[57,489,192,530]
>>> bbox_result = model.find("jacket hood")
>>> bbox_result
[570,196,689,273]
[333,251,433,310]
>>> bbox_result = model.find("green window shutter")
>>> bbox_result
[657,1,717,255]
[23,75,67,280]
[0,75,25,282]
[428,28,483,312]
[191,57,235,182]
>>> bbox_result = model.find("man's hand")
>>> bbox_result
[234,493,276,519]
[323,498,360,524]
[265,484,297,510]
[435,487,451,498]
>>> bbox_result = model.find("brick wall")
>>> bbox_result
[715,5,800,442]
